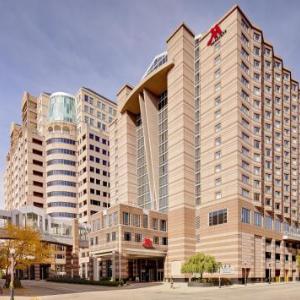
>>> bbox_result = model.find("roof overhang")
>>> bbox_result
[90,247,167,258]
[120,61,174,114]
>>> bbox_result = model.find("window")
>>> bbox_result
[242,132,249,142]
[241,208,250,224]
[215,150,221,159]
[215,123,221,132]
[215,96,221,106]
[253,59,260,69]
[254,190,261,199]
[161,237,168,245]
[215,177,222,186]
[215,191,222,200]
[241,19,250,31]
[274,220,281,232]
[132,214,140,227]
[242,174,249,184]
[124,232,131,241]
[241,90,249,102]
[215,164,222,173]
[254,86,260,96]
[242,146,249,156]
[254,46,260,56]
[241,160,249,170]
[215,82,221,92]
[122,212,130,225]
[254,166,260,175]
[241,188,250,198]
[264,47,271,56]
[253,72,260,82]
[209,209,227,226]
[241,33,249,46]
[253,32,260,41]
[215,55,221,65]
[241,47,249,60]
[241,61,249,74]
[215,137,221,146]
[264,216,272,230]
[254,212,262,227]
[143,214,148,228]
[152,218,158,230]
[135,233,142,242]
[241,75,249,87]
[160,219,167,231]
[215,109,221,119]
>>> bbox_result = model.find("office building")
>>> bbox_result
[4,87,117,225]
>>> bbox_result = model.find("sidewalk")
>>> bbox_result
[162,280,299,291]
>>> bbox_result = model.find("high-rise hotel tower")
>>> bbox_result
[89,5,300,283]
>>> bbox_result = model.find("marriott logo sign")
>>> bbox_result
[207,24,227,46]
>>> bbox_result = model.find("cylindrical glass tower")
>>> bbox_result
[46,92,78,219]
[48,92,76,123]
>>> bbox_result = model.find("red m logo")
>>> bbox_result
[143,238,154,249]
[207,24,223,46]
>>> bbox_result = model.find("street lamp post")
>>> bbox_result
[219,265,221,288]
[243,262,248,286]
[10,248,16,300]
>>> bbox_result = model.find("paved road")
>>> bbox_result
[1,280,300,300]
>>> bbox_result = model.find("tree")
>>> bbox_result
[0,223,53,287]
[181,252,221,281]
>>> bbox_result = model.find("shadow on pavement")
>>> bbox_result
[0,279,164,297]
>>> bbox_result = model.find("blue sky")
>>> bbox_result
[1,0,300,208]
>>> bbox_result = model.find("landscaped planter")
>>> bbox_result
[188,281,215,287]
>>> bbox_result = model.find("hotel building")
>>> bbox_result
[4,87,117,225]
[89,5,300,283]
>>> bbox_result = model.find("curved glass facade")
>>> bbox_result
[142,52,168,79]
[48,93,76,123]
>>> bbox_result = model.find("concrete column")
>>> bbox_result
[271,239,275,278]
[65,246,72,277]
[280,241,285,281]
[115,85,137,206]
[102,260,107,278]
[166,23,195,279]
[93,258,99,281]
[112,251,116,280]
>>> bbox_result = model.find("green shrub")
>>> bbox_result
[46,276,120,287]
[191,277,232,286]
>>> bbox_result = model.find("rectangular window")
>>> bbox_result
[135,233,142,242]
[143,214,148,228]
[152,218,158,230]
[124,232,131,241]
[209,209,227,226]
[122,212,130,225]
[254,212,262,227]
[160,219,167,231]
[274,220,281,232]
[241,208,250,224]
[264,216,273,230]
